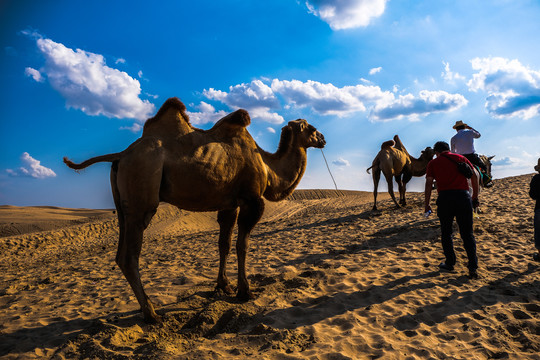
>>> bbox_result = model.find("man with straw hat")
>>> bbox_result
[530,158,540,262]
[450,121,489,177]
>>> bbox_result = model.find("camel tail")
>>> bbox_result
[366,165,373,174]
[63,153,122,170]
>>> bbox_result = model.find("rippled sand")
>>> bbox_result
[1,176,539,359]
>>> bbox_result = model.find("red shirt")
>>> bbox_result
[426,152,474,192]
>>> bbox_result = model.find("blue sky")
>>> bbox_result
[1,0,540,208]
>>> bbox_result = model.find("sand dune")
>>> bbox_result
[0,178,539,359]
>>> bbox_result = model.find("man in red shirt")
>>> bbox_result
[425,141,480,279]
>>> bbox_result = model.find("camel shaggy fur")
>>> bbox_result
[64,97,326,323]
[367,135,434,211]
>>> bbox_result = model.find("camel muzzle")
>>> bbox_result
[316,133,326,148]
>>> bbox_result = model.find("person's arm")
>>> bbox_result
[425,176,434,213]
[468,126,481,138]
[450,136,456,153]
[530,175,539,200]
[471,167,480,202]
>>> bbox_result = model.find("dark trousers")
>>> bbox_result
[535,209,540,250]
[463,153,487,173]
[436,190,478,271]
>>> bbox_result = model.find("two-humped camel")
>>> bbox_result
[367,135,434,211]
[64,97,326,323]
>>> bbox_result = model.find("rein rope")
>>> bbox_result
[320,148,374,270]
[320,149,339,191]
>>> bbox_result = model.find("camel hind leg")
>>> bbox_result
[111,161,125,266]
[113,143,164,323]
[372,167,381,211]
[216,208,239,295]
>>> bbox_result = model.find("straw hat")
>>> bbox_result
[452,120,468,129]
[535,158,540,172]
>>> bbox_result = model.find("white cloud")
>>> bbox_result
[369,90,468,121]
[145,92,159,99]
[441,61,465,83]
[306,0,387,30]
[203,80,284,124]
[332,157,350,167]
[369,67,382,75]
[249,108,284,124]
[491,154,537,178]
[186,101,228,125]
[6,152,56,179]
[266,127,276,134]
[115,58,126,64]
[271,79,393,117]
[120,123,143,133]
[492,156,513,167]
[25,67,44,82]
[30,35,155,121]
[205,78,467,123]
[487,135,540,178]
[468,57,540,119]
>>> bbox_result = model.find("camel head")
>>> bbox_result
[421,147,435,161]
[480,155,495,177]
[285,119,326,149]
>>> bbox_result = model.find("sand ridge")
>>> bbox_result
[0,179,539,359]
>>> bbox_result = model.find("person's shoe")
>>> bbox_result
[533,253,540,262]
[468,269,479,279]
[438,263,454,272]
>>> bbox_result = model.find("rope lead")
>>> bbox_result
[320,149,339,191]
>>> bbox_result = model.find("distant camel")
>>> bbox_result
[64,97,326,323]
[367,135,434,211]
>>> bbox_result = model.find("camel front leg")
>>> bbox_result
[236,197,265,301]
[216,208,239,295]
[395,174,406,206]
[395,174,403,205]
[385,173,401,208]
[400,172,412,206]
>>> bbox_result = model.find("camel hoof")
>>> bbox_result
[143,313,162,324]
[236,290,255,302]
[215,284,235,295]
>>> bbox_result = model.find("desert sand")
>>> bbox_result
[0,174,539,359]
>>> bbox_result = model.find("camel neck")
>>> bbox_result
[409,152,432,176]
[261,145,307,201]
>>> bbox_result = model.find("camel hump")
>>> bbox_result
[393,134,410,156]
[381,140,395,149]
[209,109,251,137]
[142,97,194,138]
[213,109,251,128]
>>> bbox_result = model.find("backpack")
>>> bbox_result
[441,153,473,179]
